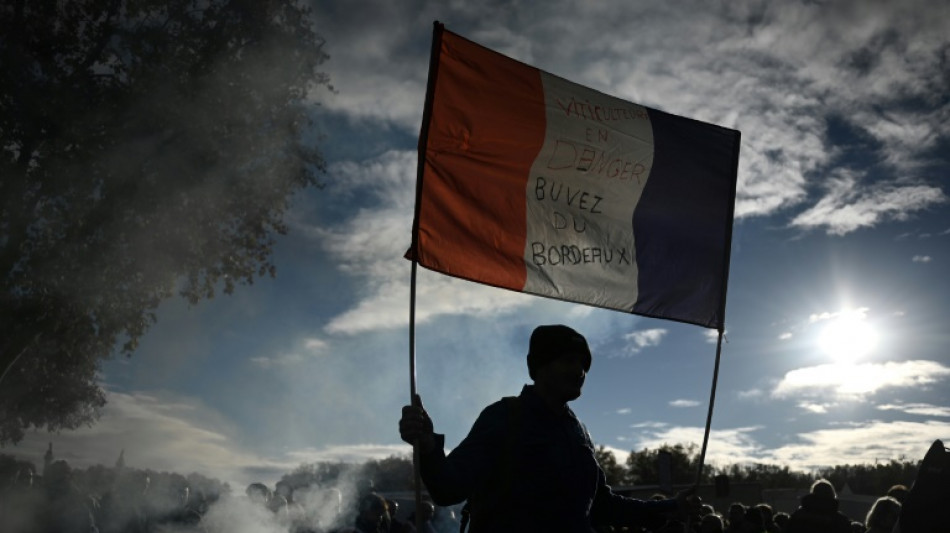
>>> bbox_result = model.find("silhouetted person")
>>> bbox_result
[399,324,700,532]
[885,484,908,505]
[387,499,416,533]
[864,496,900,533]
[701,513,725,533]
[773,512,790,532]
[246,482,271,507]
[786,479,851,533]
[353,492,389,533]
[725,502,746,533]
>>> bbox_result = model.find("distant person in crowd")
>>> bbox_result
[353,492,389,533]
[864,495,900,533]
[786,478,852,533]
[399,324,701,532]
[885,484,909,504]
[246,482,271,507]
[772,511,790,532]
[849,520,866,533]
[755,502,780,533]
[700,513,725,533]
[386,499,416,533]
[744,504,765,532]
[407,500,437,533]
[725,503,747,533]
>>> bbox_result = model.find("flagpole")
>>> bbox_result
[695,329,724,485]
[408,21,444,531]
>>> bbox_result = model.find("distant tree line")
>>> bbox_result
[279,442,920,498]
[3,442,922,500]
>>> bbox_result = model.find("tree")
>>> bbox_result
[594,445,627,487]
[0,0,331,444]
[624,443,707,487]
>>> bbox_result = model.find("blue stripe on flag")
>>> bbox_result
[632,109,739,329]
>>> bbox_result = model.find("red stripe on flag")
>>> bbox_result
[417,30,545,291]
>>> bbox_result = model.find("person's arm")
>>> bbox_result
[399,395,506,506]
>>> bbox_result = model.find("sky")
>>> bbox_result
[10,0,950,494]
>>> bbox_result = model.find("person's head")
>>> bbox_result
[773,512,790,530]
[754,503,774,524]
[728,503,746,524]
[527,325,591,402]
[386,499,399,518]
[700,513,725,533]
[418,500,435,521]
[246,482,270,505]
[885,484,909,504]
[865,496,901,531]
[811,478,837,499]
[357,493,388,527]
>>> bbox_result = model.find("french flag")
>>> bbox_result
[411,24,740,330]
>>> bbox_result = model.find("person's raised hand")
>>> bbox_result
[399,394,436,453]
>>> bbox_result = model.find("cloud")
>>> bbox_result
[767,420,949,471]
[876,402,950,417]
[772,360,950,399]
[798,402,833,414]
[789,174,946,235]
[737,389,764,400]
[778,332,793,340]
[630,425,765,467]
[912,255,932,263]
[313,0,948,232]
[251,337,330,369]
[669,399,701,408]
[619,328,668,356]
[616,408,632,415]
[9,390,409,490]
[629,419,947,472]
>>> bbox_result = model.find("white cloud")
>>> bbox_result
[767,420,949,471]
[737,389,764,400]
[313,0,948,231]
[9,391,410,490]
[616,408,632,415]
[630,425,765,468]
[772,360,950,399]
[619,328,668,356]
[877,402,950,417]
[912,255,932,263]
[789,174,946,235]
[778,332,793,340]
[798,402,833,414]
[629,419,949,472]
[669,399,701,408]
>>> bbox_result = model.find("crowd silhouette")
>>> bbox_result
[0,441,944,532]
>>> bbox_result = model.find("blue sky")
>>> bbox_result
[12,0,950,493]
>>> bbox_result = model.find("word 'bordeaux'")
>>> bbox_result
[531,242,631,266]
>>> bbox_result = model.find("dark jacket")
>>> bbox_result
[786,493,852,533]
[419,385,676,532]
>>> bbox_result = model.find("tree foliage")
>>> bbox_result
[0,0,330,444]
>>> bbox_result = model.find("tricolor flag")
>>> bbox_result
[411,24,740,330]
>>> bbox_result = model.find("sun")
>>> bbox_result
[817,310,878,363]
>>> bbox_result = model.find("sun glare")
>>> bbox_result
[817,311,878,363]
